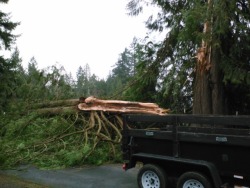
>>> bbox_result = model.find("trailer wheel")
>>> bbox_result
[137,164,167,188]
[177,172,212,188]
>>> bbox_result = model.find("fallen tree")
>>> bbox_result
[35,96,169,116]
[0,97,169,169]
[36,106,78,115]
[78,96,169,115]
[32,99,80,109]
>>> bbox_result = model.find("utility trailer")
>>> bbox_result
[121,114,250,188]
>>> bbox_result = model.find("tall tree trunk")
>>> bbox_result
[193,47,225,115]
[192,42,212,114]
[193,0,226,115]
[210,47,225,114]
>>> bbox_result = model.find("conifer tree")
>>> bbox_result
[127,0,250,114]
[0,0,19,112]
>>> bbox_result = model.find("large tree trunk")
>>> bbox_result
[193,0,226,114]
[32,99,79,109]
[193,46,226,115]
[193,67,212,114]
[210,47,225,114]
[192,44,212,114]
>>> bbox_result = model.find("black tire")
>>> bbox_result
[137,164,167,188]
[177,171,212,188]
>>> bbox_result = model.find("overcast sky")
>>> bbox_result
[2,0,153,79]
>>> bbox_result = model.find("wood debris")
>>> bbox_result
[78,96,169,115]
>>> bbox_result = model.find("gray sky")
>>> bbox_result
[2,0,153,79]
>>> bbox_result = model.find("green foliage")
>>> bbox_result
[8,58,76,106]
[0,112,121,169]
[105,44,135,99]
[0,2,19,112]
[0,48,23,113]
[123,42,159,102]
[75,64,108,98]
[0,8,19,50]
[76,64,91,97]
[84,144,112,165]
[126,0,250,114]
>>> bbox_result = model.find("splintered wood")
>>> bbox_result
[78,96,169,115]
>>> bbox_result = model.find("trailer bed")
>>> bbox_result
[122,114,250,187]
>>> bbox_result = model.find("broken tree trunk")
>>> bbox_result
[34,96,169,116]
[32,99,80,109]
[78,96,169,115]
[36,106,79,115]
[193,0,213,114]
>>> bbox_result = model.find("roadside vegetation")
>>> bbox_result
[0,111,122,169]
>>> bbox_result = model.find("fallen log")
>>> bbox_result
[78,96,169,115]
[78,103,169,115]
[36,106,79,115]
[32,99,80,109]
[34,97,169,116]
[85,96,159,108]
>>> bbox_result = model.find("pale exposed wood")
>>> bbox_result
[85,96,159,108]
[78,96,169,115]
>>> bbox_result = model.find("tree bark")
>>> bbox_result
[193,47,225,115]
[193,19,213,114]
[210,47,225,114]
[36,106,78,115]
[32,99,79,109]
[193,0,225,115]
[193,67,212,114]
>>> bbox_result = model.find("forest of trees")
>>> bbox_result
[1,0,250,116]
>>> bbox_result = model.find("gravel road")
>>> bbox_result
[0,164,139,188]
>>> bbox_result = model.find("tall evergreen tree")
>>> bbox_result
[0,0,19,50]
[0,48,23,111]
[45,64,73,100]
[127,0,250,114]
[123,39,161,102]
[105,48,134,99]
[76,65,90,97]
[0,1,19,112]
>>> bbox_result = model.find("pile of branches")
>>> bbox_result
[0,97,168,169]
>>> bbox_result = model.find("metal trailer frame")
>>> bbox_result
[122,114,250,187]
